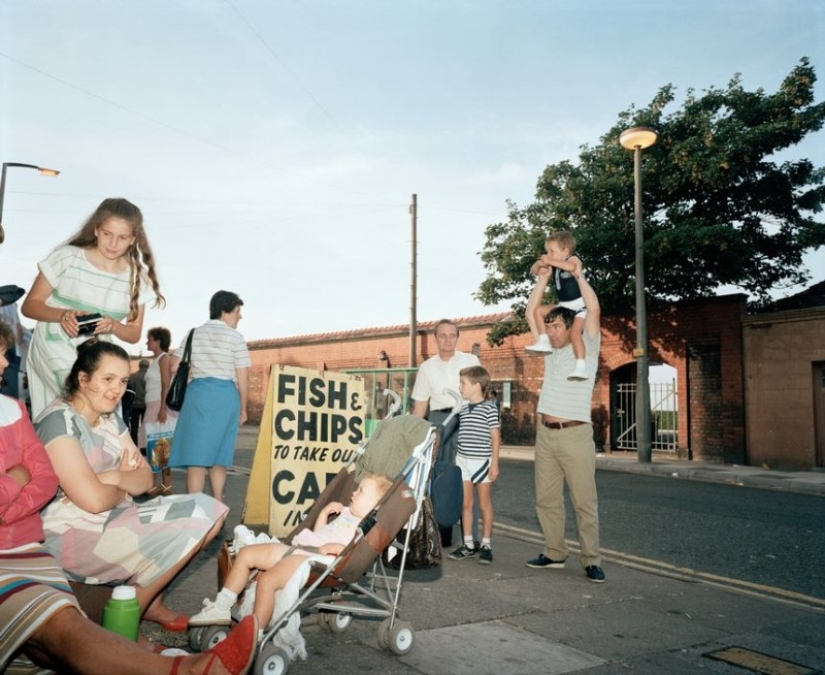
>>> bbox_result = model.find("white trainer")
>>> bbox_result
[567,364,589,381]
[525,334,553,353]
[188,598,232,626]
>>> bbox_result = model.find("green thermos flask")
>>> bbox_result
[101,585,141,641]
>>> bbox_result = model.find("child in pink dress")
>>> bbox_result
[190,473,392,631]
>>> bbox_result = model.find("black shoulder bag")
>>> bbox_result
[165,329,194,412]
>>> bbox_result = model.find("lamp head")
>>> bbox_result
[620,127,658,151]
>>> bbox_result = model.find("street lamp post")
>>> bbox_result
[619,127,657,463]
[0,162,61,243]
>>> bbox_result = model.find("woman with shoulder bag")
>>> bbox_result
[168,291,250,503]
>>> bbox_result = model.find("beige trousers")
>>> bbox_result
[534,423,601,567]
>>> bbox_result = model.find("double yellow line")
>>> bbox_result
[494,522,825,613]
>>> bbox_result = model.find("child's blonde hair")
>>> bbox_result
[361,473,393,499]
[546,230,577,255]
[459,365,491,396]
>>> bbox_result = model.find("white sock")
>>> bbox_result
[216,587,237,610]
[575,359,585,369]
[481,538,491,548]
[464,536,474,548]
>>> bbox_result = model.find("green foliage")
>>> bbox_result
[477,58,825,345]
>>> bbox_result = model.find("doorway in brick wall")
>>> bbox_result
[610,363,679,453]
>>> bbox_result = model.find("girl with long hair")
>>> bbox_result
[22,198,165,416]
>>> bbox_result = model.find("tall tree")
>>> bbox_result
[477,58,825,345]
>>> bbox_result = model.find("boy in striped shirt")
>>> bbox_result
[448,366,500,564]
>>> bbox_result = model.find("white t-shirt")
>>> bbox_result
[411,351,480,411]
[537,331,600,422]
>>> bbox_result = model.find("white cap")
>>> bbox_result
[111,585,137,600]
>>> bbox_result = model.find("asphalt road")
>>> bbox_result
[494,459,825,601]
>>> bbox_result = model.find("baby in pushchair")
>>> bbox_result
[190,472,393,634]
[188,411,440,675]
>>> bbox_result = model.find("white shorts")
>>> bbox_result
[559,297,586,317]
[456,453,492,484]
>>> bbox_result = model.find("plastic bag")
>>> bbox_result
[145,420,176,473]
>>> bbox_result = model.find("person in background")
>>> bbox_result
[411,318,480,546]
[523,256,606,583]
[0,319,259,675]
[169,291,250,503]
[128,359,149,445]
[21,197,165,418]
[140,327,176,497]
[0,285,26,400]
[34,339,230,633]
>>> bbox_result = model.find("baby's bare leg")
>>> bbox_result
[253,555,308,629]
[224,543,292,593]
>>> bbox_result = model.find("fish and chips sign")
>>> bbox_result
[244,365,364,538]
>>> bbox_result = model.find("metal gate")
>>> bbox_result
[613,380,678,453]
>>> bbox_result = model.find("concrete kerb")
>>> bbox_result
[501,444,825,497]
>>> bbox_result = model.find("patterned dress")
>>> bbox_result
[26,245,153,417]
[35,400,229,586]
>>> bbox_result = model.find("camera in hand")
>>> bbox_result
[76,313,102,336]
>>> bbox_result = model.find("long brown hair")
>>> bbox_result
[67,198,165,320]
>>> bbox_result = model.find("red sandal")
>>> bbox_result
[203,615,258,675]
[147,610,190,633]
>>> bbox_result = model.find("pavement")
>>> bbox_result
[146,425,825,675]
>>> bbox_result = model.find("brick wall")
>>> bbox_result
[246,296,748,462]
[742,308,825,469]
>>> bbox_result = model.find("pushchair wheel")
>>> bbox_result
[188,626,205,652]
[376,618,391,647]
[254,643,290,675]
[196,624,231,652]
[319,611,352,633]
[378,618,415,655]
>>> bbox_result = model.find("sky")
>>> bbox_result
[1,0,823,355]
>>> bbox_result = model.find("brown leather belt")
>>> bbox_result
[541,418,586,430]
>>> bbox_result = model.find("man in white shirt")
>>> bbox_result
[412,319,480,544]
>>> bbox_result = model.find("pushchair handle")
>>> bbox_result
[382,389,402,418]
[441,388,463,427]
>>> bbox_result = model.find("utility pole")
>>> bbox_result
[409,193,417,368]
